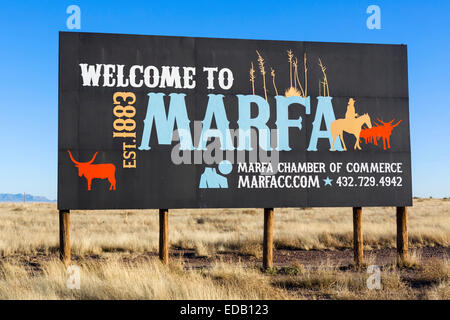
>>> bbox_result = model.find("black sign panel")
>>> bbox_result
[58,32,412,209]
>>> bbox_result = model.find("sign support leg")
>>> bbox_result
[263,208,274,270]
[59,209,71,265]
[396,206,408,262]
[159,209,169,264]
[353,207,363,267]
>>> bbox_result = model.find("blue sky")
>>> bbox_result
[0,0,449,199]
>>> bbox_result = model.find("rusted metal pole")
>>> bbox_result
[353,207,363,266]
[396,206,408,262]
[159,209,169,264]
[59,210,71,265]
[263,208,274,269]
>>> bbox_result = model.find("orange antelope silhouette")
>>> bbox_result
[68,150,116,191]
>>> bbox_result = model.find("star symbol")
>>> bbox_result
[323,177,333,186]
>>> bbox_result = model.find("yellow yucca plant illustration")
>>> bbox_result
[285,50,301,97]
[251,49,308,98]
[287,50,294,87]
[270,67,279,96]
[304,52,308,97]
[256,50,268,101]
[293,58,298,90]
[293,57,305,97]
[249,62,255,95]
[284,50,308,98]
[318,58,330,96]
[285,86,302,97]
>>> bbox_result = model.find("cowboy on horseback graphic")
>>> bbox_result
[331,98,372,151]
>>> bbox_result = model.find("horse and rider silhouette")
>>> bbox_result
[331,98,372,151]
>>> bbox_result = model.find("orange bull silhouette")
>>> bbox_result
[68,150,116,191]
[359,119,402,150]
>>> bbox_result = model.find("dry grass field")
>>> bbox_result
[0,198,448,299]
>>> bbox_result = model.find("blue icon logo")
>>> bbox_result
[199,160,232,188]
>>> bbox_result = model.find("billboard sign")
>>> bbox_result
[58,32,412,209]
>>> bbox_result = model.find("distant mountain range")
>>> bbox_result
[0,193,56,202]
